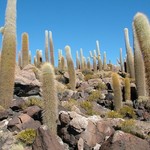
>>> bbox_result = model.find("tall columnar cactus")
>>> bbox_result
[58,49,62,70]
[89,50,97,72]
[103,51,107,70]
[0,0,17,108]
[76,51,80,69]
[83,57,87,69]
[18,51,22,69]
[28,50,31,64]
[133,23,146,97]
[34,56,37,67]
[45,30,49,62]
[96,40,102,71]
[49,31,54,66]
[36,49,42,68]
[60,56,65,71]
[65,45,76,91]
[124,77,131,101]
[117,48,124,72]
[133,12,150,96]
[41,63,58,134]
[22,32,29,68]
[80,48,84,70]
[87,57,91,70]
[112,73,122,111]
[124,28,135,78]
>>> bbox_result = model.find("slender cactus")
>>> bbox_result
[34,56,37,67]
[112,73,122,111]
[29,50,31,64]
[42,63,58,134]
[124,28,135,78]
[89,50,97,72]
[22,32,29,68]
[0,0,17,108]
[18,51,22,69]
[124,77,131,101]
[133,12,150,96]
[76,51,80,69]
[80,48,84,70]
[36,50,42,68]
[49,31,54,66]
[65,45,76,91]
[117,48,124,72]
[45,30,49,62]
[96,40,102,71]
[87,57,91,70]
[133,23,146,97]
[103,51,107,70]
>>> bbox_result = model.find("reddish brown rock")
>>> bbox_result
[32,126,64,150]
[100,131,150,150]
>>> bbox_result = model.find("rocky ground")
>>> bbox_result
[0,64,150,150]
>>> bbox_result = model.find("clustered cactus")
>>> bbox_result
[1,0,150,140]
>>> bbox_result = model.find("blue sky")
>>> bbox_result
[0,0,150,66]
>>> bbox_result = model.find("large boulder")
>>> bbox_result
[100,131,150,150]
[14,64,41,97]
[32,126,64,150]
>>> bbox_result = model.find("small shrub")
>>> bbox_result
[16,129,36,145]
[63,98,78,111]
[106,110,123,118]
[120,119,136,133]
[84,74,94,81]
[82,69,93,76]
[119,106,136,119]
[88,91,102,101]
[22,96,43,109]
[80,101,96,115]
[95,82,107,90]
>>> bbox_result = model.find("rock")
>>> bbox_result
[77,138,84,150]
[100,131,150,150]
[59,112,71,126]
[10,98,25,111]
[0,110,9,121]
[0,129,16,150]
[8,114,41,131]
[23,105,42,119]
[32,126,64,150]
[69,115,88,133]
[14,64,41,97]
[88,78,102,88]
[80,119,114,148]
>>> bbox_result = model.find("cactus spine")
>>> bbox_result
[65,45,76,91]
[49,31,54,66]
[124,77,131,101]
[112,73,122,111]
[0,0,17,108]
[133,12,150,96]
[41,63,58,134]
[22,32,29,68]
[45,30,49,62]
[124,28,135,78]
[133,23,146,97]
